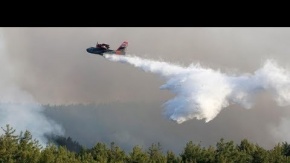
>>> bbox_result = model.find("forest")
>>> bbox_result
[1,124,290,163]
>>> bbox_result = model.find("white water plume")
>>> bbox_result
[104,54,290,124]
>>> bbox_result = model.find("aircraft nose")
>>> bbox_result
[86,48,92,53]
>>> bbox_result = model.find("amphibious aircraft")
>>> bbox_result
[86,41,128,56]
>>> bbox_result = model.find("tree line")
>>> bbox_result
[1,124,290,163]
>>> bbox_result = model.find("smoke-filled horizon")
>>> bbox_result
[104,54,290,123]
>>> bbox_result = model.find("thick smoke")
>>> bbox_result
[0,29,64,146]
[104,54,290,124]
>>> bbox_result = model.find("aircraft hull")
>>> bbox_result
[86,47,115,56]
[86,41,127,56]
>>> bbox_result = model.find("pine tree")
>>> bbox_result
[128,145,149,163]
[166,150,181,163]
[89,142,109,163]
[108,142,126,163]
[147,142,166,163]
[39,143,57,163]
[16,130,41,163]
[0,124,19,163]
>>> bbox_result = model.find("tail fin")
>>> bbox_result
[115,41,128,55]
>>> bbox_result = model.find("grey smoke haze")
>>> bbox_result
[4,27,290,104]
[2,27,290,151]
[0,29,64,147]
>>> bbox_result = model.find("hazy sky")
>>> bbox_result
[3,27,290,104]
[2,27,290,152]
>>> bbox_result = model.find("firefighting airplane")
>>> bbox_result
[86,41,128,56]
